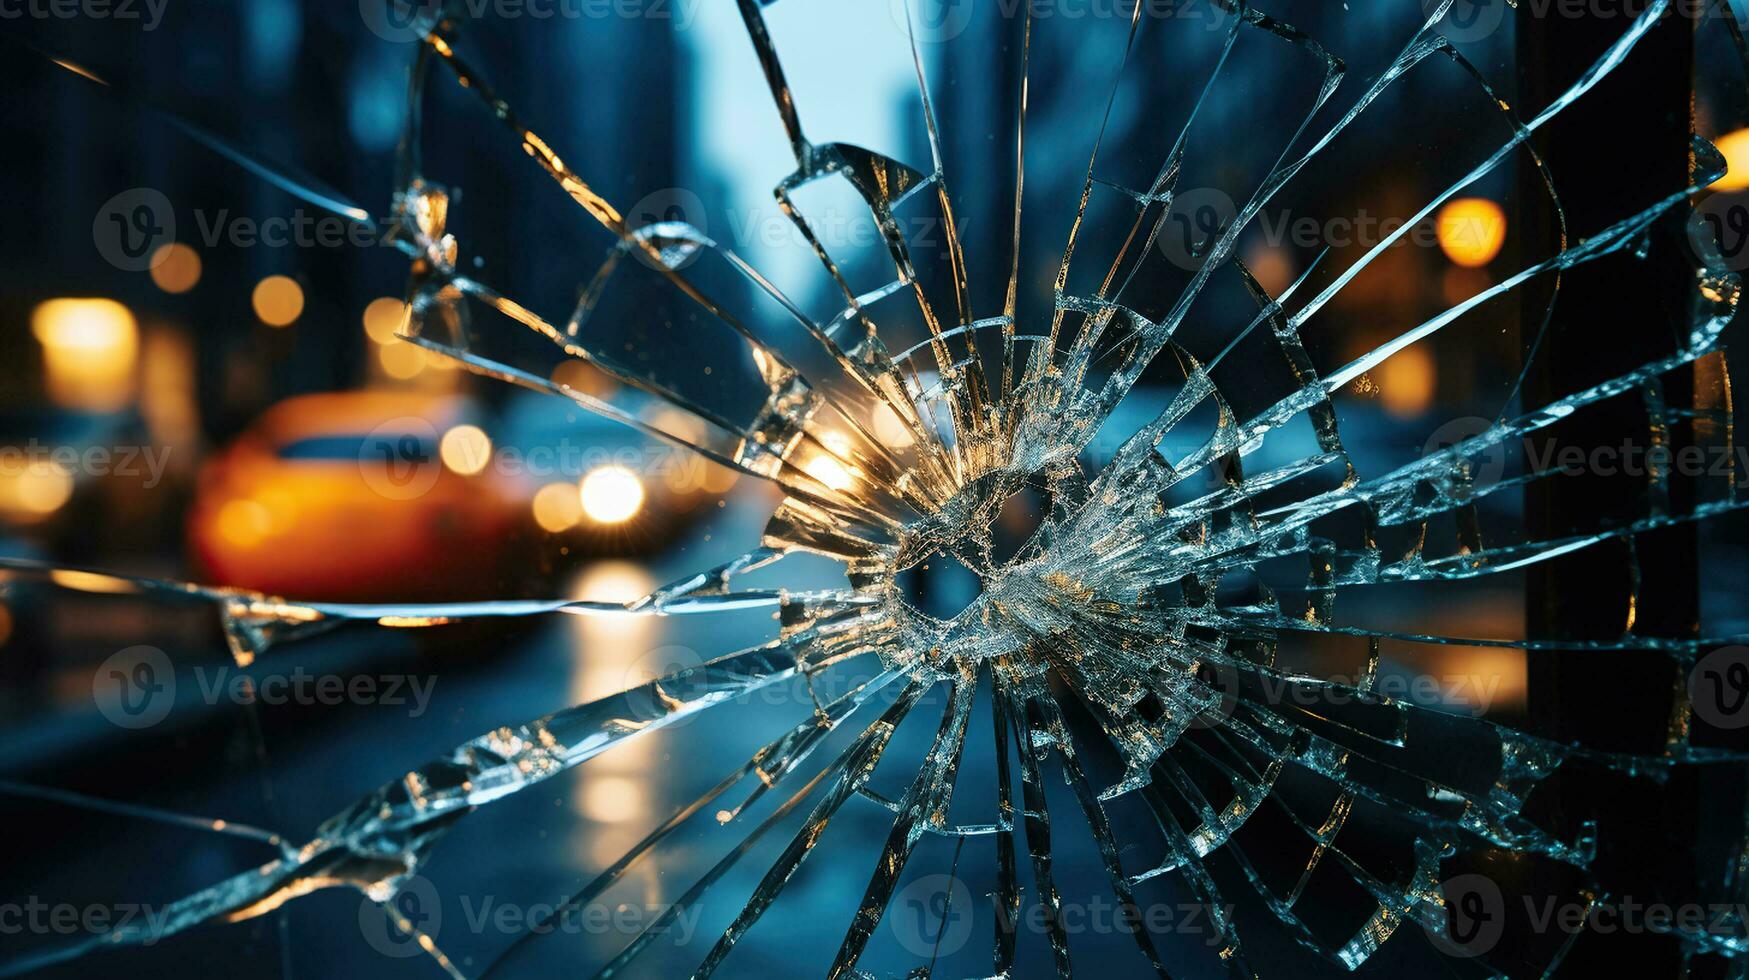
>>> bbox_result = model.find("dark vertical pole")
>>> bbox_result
[1520,2,1700,975]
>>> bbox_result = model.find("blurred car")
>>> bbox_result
[190,387,732,602]
[189,390,526,601]
[494,386,733,550]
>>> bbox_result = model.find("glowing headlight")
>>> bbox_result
[580,465,644,524]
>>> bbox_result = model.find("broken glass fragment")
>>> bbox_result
[6,0,1749,977]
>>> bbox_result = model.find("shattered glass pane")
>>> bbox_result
[5,0,1749,976]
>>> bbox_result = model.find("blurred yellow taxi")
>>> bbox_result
[189,391,523,601]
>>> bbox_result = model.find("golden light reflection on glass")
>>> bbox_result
[802,454,854,491]
[1440,265,1492,310]
[0,460,74,521]
[1435,198,1507,268]
[1376,344,1436,418]
[532,481,583,532]
[802,431,861,492]
[148,243,202,294]
[870,404,915,448]
[378,342,427,380]
[1429,647,1524,713]
[1241,240,1296,296]
[140,327,199,459]
[550,359,618,398]
[640,407,736,495]
[31,298,139,411]
[701,461,738,494]
[47,569,134,594]
[15,462,73,514]
[567,562,658,866]
[438,424,492,475]
[579,775,645,824]
[569,562,657,686]
[1710,128,1749,192]
[642,405,704,445]
[251,275,305,327]
[362,296,409,344]
[580,465,644,523]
